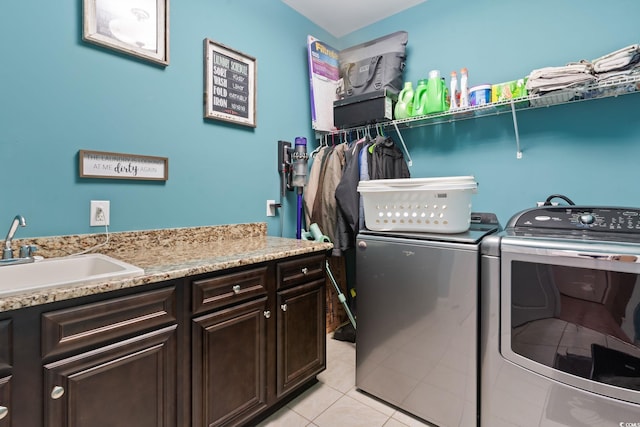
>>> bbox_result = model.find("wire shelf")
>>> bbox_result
[326,74,640,161]
[385,74,640,130]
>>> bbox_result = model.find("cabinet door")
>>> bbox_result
[0,376,10,427]
[43,325,177,427]
[276,279,326,398]
[192,297,268,427]
[0,320,11,373]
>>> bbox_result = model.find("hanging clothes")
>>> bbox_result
[369,135,411,180]
[310,143,348,251]
[334,137,368,254]
[303,145,330,228]
[358,139,372,232]
[305,132,410,254]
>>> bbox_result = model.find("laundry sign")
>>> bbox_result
[79,150,168,181]
[203,38,256,128]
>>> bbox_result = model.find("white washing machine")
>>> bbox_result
[481,206,640,426]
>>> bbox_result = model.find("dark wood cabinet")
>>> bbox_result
[276,280,326,398]
[191,253,326,427]
[2,250,326,427]
[0,318,12,427]
[41,286,179,427]
[192,297,269,427]
[43,326,177,427]
[0,376,10,427]
[0,320,11,373]
[276,254,326,399]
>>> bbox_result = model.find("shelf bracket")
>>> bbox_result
[391,121,413,167]
[510,99,523,159]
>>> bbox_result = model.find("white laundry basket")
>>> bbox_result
[357,176,478,233]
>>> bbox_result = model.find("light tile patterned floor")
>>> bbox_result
[257,334,433,427]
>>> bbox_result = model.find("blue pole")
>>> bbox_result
[296,190,303,239]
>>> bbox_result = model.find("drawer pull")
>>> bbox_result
[0,406,7,420]
[281,303,287,312]
[51,386,65,400]
[263,310,271,319]
[232,285,241,294]
[301,267,308,275]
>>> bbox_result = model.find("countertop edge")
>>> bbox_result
[0,227,333,313]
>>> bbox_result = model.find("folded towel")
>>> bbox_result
[527,62,595,93]
[528,62,593,80]
[596,67,640,83]
[527,78,595,94]
[593,44,640,73]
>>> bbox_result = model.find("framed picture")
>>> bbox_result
[79,150,169,181]
[83,0,169,66]
[204,38,257,128]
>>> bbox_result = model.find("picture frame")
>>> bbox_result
[83,0,169,66]
[204,38,257,128]
[79,150,169,181]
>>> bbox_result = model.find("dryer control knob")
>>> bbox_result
[580,214,595,225]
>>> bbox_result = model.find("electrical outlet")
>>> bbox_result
[90,200,110,226]
[266,200,277,217]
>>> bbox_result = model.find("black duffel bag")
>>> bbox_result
[338,31,408,98]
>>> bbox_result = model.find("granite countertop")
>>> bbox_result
[0,223,333,312]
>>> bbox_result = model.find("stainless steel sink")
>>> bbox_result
[0,253,144,297]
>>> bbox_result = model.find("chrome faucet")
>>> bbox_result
[3,215,26,259]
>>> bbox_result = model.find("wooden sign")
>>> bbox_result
[79,150,168,181]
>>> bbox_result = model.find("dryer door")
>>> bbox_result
[500,237,640,404]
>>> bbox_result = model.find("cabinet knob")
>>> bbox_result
[263,310,271,319]
[301,267,308,275]
[280,303,287,312]
[232,285,241,294]
[51,386,65,400]
[358,240,367,249]
[0,406,7,420]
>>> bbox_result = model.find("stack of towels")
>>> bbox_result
[526,44,640,97]
[593,44,640,83]
[526,61,595,95]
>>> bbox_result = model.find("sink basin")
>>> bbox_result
[0,254,144,297]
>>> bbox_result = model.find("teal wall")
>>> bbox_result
[0,0,336,238]
[2,0,640,239]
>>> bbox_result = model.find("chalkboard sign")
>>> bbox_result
[204,39,257,128]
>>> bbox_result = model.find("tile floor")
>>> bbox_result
[257,333,433,427]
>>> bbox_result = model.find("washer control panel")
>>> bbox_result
[509,206,640,233]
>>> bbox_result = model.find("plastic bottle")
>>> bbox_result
[425,70,447,114]
[459,68,469,108]
[449,71,458,109]
[411,79,429,116]
[394,81,414,119]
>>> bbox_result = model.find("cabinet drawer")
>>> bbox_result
[277,254,325,290]
[0,320,10,372]
[42,286,177,359]
[192,266,268,315]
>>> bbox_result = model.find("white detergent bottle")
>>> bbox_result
[449,71,458,109]
[460,67,469,108]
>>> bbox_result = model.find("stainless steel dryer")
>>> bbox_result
[481,206,640,427]
[356,215,499,426]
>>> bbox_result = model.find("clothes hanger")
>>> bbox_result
[310,136,323,157]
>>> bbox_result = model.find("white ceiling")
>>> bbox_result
[281,0,427,38]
